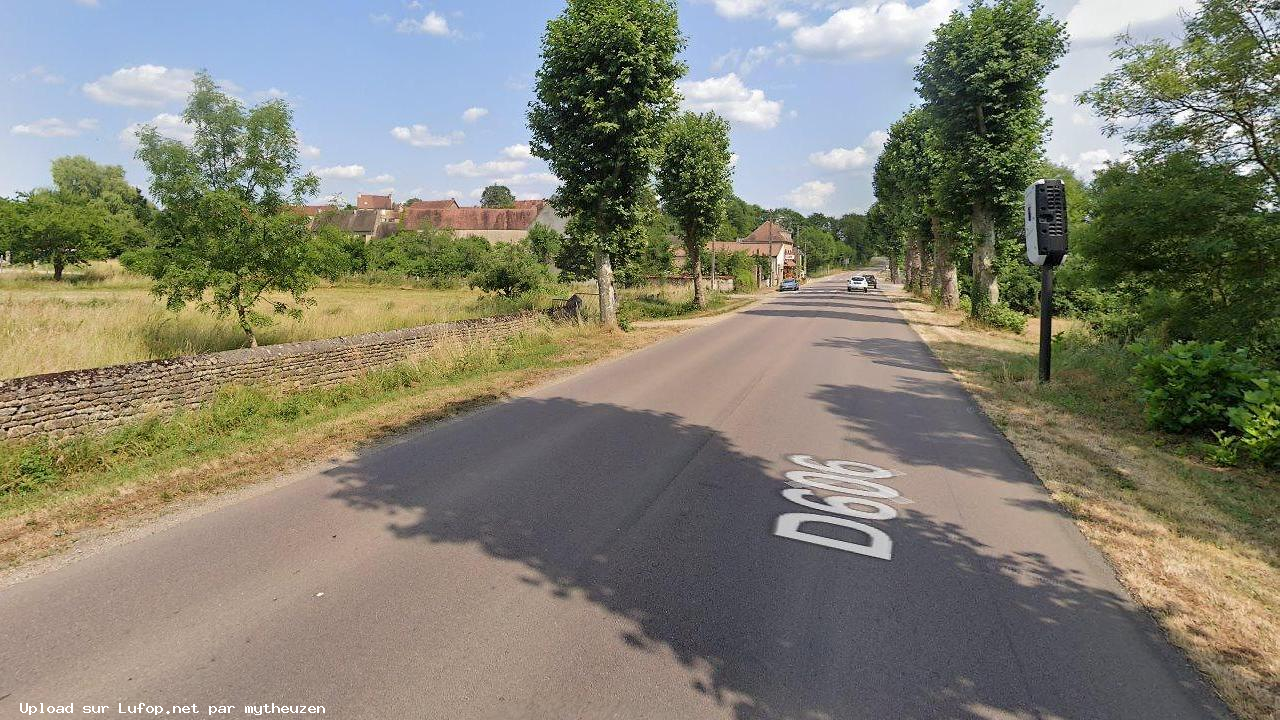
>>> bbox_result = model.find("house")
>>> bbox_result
[292,194,565,244]
[672,220,805,286]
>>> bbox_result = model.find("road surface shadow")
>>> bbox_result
[817,335,951,374]
[322,396,1224,720]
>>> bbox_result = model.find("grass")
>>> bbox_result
[618,285,748,322]
[889,289,1279,720]
[0,320,682,569]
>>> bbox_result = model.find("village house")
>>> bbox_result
[292,194,565,244]
[673,220,805,287]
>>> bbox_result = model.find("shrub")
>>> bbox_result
[1129,341,1258,433]
[1222,375,1280,467]
[469,244,551,297]
[974,303,1027,333]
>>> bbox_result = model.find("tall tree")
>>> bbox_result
[49,155,152,255]
[916,0,1067,315]
[1080,0,1279,199]
[130,72,329,347]
[480,184,517,208]
[528,0,686,328]
[11,190,114,280]
[657,111,733,308]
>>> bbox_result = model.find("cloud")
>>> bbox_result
[298,142,321,158]
[11,117,98,138]
[708,0,772,19]
[730,153,740,167]
[370,174,395,184]
[1066,0,1197,43]
[501,143,532,159]
[462,107,489,123]
[11,65,64,84]
[679,73,783,129]
[83,65,196,107]
[1058,148,1114,176]
[711,45,778,75]
[445,159,528,177]
[792,0,960,60]
[313,164,366,179]
[253,87,289,101]
[390,124,464,148]
[784,180,836,209]
[118,113,194,146]
[809,129,888,171]
[396,11,451,36]
[774,11,803,28]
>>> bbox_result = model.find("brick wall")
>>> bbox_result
[0,312,540,441]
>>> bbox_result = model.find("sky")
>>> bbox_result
[1,0,1198,217]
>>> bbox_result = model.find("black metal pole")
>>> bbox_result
[1039,264,1053,383]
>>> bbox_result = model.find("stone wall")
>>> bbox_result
[0,312,540,441]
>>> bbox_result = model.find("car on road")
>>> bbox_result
[847,276,869,293]
[863,274,878,289]
[778,278,800,292]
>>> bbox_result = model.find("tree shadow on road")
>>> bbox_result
[817,335,951,375]
[321,395,1225,720]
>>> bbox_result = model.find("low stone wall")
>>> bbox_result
[0,312,540,441]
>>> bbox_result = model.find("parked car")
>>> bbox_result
[863,274,878,289]
[778,278,800,292]
[847,276,869,293]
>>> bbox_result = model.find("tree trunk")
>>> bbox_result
[689,242,706,308]
[970,202,999,313]
[595,249,618,329]
[52,256,65,282]
[889,254,900,284]
[931,217,959,308]
[906,236,923,295]
[236,303,258,348]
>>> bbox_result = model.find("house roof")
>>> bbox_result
[402,202,545,232]
[357,194,394,210]
[743,220,793,245]
[407,199,459,209]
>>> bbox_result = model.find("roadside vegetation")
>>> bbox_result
[867,1,1278,716]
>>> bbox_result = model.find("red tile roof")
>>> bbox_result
[403,201,545,232]
[744,220,793,245]
[357,194,394,210]
[407,199,459,209]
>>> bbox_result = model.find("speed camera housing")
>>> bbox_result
[1025,179,1068,267]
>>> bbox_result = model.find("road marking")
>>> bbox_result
[772,455,906,560]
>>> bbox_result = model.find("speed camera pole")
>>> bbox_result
[1024,179,1069,384]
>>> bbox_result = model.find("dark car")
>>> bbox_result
[863,274,878,289]
[778,278,800,292]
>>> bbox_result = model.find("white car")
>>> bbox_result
[847,276,869,293]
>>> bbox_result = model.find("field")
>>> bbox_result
[890,289,1279,720]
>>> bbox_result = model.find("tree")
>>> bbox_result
[916,0,1067,315]
[1080,0,1279,199]
[48,155,153,255]
[480,184,517,208]
[129,72,329,347]
[528,0,686,328]
[526,222,564,266]
[656,111,733,308]
[11,191,115,280]
[470,243,551,297]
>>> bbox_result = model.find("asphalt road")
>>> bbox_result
[1,274,1230,720]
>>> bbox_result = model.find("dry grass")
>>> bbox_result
[0,322,681,571]
[889,288,1279,720]
[0,262,522,379]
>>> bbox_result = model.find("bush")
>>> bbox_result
[1222,375,1280,467]
[974,303,1027,333]
[469,244,551,297]
[1129,341,1259,433]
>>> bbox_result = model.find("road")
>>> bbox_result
[1,274,1228,720]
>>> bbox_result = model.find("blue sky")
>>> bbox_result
[2,0,1197,216]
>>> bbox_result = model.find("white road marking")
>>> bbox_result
[772,456,907,560]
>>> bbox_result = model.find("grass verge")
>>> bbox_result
[889,289,1278,720]
[0,321,680,570]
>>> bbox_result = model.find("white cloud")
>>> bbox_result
[461,107,489,123]
[1047,92,1071,105]
[254,87,289,101]
[11,117,98,138]
[792,0,960,60]
[1071,111,1096,126]
[1066,0,1197,43]
[446,189,462,198]
[83,65,196,107]
[118,113,194,146]
[730,153,740,167]
[784,180,836,209]
[774,10,803,28]
[313,164,366,179]
[396,11,451,36]
[679,73,783,129]
[11,65,64,84]
[709,0,772,19]
[298,142,321,158]
[370,173,395,184]
[1058,148,1114,176]
[445,159,528,177]
[501,143,533,159]
[711,45,778,75]
[808,129,889,171]
[390,124,464,148]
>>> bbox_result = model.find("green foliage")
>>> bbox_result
[528,0,686,324]
[11,190,116,280]
[480,184,516,209]
[657,110,734,306]
[973,302,1027,333]
[129,72,324,347]
[796,226,842,269]
[1222,377,1280,467]
[366,228,491,286]
[526,223,564,265]
[1081,154,1280,353]
[1129,340,1259,433]
[722,195,766,239]
[1080,0,1279,199]
[470,243,551,297]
